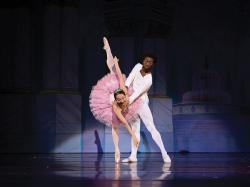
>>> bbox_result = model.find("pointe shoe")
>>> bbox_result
[103,37,109,50]
[121,156,137,163]
[162,154,171,163]
[115,151,120,163]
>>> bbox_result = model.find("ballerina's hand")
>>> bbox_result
[113,56,119,64]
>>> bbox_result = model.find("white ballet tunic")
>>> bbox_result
[125,63,152,104]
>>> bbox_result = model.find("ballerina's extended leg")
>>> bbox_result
[103,37,115,72]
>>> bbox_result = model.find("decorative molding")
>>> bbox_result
[173,103,240,115]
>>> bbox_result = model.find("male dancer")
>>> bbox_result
[122,55,171,163]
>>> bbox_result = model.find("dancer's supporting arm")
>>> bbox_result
[129,78,152,104]
[112,103,138,147]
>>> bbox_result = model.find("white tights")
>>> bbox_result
[130,101,168,158]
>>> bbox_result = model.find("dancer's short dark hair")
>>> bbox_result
[142,53,157,64]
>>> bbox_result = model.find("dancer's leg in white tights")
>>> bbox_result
[138,103,168,157]
[130,118,141,159]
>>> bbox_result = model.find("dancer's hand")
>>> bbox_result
[132,135,139,147]
[113,56,119,64]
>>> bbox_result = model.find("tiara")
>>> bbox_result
[114,88,123,94]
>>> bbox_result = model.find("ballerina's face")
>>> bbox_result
[115,93,126,104]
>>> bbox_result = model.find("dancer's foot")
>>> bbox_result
[115,151,120,163]
[162,153,171,163]
[103,37,109,50]
[122,156,137,163]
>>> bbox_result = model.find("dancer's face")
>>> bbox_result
[142,57,154,70]
[115,93,126,104]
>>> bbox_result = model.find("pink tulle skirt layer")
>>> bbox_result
[89,73,141,127]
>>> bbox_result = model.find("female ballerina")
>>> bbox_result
[89,37,141,163]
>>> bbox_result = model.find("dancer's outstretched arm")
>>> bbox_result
[113,57,127,93]
[112,103,138,147]
[103,37,114,72]
[129,79,152,104]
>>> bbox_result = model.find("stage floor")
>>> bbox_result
[1,153,250,187]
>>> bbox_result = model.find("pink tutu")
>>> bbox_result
[89,73,141,127]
